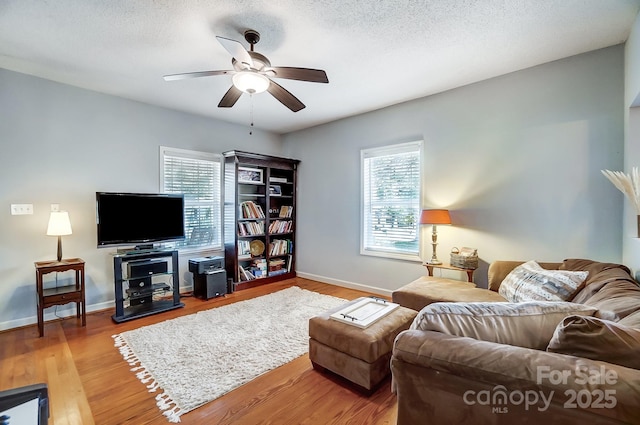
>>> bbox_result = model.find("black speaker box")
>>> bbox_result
[126,276,152,301]
[128,259,168,278]
[193,269,227,300]
[188,256,223,274]
[128,277,152,290]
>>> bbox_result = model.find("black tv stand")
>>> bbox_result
[111,250,184,323]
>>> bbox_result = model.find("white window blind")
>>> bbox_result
[361,141,422,260]
[160,147,222,251]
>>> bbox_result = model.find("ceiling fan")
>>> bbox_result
[163,29,329,112]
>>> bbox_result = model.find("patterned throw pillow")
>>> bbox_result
[498,260,588,303]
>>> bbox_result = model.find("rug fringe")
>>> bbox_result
[113,334,183,423]
[163,405,183,423]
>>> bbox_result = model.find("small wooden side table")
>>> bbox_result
[424,262,475,282]
[35,258,86,337]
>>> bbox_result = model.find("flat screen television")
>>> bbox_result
[96,192,185,248]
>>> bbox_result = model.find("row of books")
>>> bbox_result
[269,239,293,256]
[279,205,293,218]
[238,257,292,280]
[238,240,252,259]
[238,221,264,236]
[238,265,257,281]
[268,256,292,275]
[238,258,269,281]
[241,201,265,219]
[268,220,292,234]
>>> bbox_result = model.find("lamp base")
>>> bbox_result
[427,259,443,265]
[56,236,63,262]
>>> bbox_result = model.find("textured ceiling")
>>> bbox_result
[1,1,639,134]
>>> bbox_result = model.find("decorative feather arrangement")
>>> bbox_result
[601,167,640,214]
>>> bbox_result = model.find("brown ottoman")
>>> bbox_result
[309,297,417,391]
[392,276,507,312]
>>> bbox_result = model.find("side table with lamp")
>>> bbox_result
[35,211,85,337]
[419,209,476,282]
[419,209,451,265]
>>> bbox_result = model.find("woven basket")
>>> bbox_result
[450,248,479,269]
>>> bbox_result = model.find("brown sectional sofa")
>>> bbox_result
[390,259,640,425]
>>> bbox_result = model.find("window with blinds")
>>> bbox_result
[160,147,222,251]
[361,141,422,260]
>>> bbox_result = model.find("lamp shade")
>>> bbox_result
[420,209,451,225]
[47,211,72,236]
[232,71,270,94]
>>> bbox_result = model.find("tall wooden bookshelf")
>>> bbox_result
[223,151,299,290]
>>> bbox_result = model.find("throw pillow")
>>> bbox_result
[498,260,588,302]
[411,301,598,350]
[547,315,640,369]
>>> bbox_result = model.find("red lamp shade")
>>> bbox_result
[420,209,451,225]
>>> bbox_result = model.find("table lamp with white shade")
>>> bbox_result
[47,211,72,262]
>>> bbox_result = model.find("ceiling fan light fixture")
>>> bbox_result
[232,71,270,94]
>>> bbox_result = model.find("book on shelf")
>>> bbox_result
[269,176,288,183]
[238,220,265,236]
[249,258,267,279]
[241,201,265,219]
[268,239,292,256]
[268,258,288,276]
[279,206,293,218]
[238,265,255,281]
[238,240,252,258]
[268,219,292,234]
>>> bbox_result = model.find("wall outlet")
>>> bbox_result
[11,204,33,215]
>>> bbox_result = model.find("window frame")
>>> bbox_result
[360,140,423,261]
[159,146,223,253]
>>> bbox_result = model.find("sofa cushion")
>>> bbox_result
[411,301,598,350]
[498,260,588,302]
[560,259,640,321]
[392,276,506,312]
[619,310,640,328]
[548,315,640,369]
[559,258,631,278]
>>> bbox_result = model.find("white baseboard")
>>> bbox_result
[0,300,115,332]
[0,283,197,332]
[0,280,375,332]
[296,271,393,298]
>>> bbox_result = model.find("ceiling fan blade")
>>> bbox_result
[270,67,328,83]
[218,85,243,108]
[216,36,254,69]
[163,70,233,81]
[267,80,305,112]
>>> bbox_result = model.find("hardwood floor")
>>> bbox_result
[0,278,398,424]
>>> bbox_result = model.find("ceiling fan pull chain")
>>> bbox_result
[249,94,254,135]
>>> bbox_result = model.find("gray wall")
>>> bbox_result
[0,68,282,330]
[623,12,640,277]
[0,43,628,330]
[283,46,625,294]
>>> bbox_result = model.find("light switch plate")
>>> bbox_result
[11,204,34,215]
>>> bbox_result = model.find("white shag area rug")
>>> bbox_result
[112,286,347,423]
